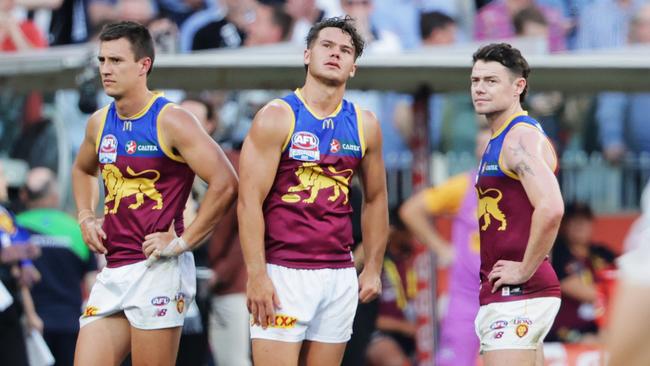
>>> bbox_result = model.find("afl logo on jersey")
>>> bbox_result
[330,139,341,153]
[289,131,320,161]
[125,140,137,154]
[99,134,118,163]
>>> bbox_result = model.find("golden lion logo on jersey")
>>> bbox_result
[282,162,353,204]
[477,187,507,231]
[102,164,163,214]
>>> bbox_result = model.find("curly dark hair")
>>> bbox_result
[472,43,531,103]
[305,16,365,60]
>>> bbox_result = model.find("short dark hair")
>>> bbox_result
[181,96,215,122]
[564,202,594,221]
[419,11,455,40]
[472,43,531,103]
[270,5,293,41]
[305,16,365,60]
[99,21,155,75]
[513,6,548,36]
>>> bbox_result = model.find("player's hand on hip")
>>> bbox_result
[488,260,529,293]
[79,217,107,254]
[358,268,382,303]
[246,272,281,329]
[142,231,179,258]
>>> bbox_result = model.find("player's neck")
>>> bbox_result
[486,103,524,134]
[113,86,154,119]
[299,79,345,117]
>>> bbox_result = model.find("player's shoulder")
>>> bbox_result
[260,99,295,119]
[505,118,545,145]
[251,99,294,131]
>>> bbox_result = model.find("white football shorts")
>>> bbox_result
[80,252,196,330]
[250,263,358,343]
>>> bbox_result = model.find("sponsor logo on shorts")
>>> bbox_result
[175,292,185,314]
[82,306,99,317]
[270,314,298,329]
[489,320,508,330]
[516,323,529,338]
[513,317,533,325]
[155,308,168,317]
[151,296,171,306]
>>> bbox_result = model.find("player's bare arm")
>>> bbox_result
[358,109,389,303]
[72,109,107,254]
[238,101,293,327]
[142,105,238,257]
[488,126,564,292]
[399,188,455,267]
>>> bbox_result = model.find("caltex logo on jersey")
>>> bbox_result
[99,134,118,163]
[330,139,341,153]
[125,140,137,154]
[289,131,320,161]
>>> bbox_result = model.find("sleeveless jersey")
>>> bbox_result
[96,93,195,268]
[475,112,561,305]
[263,89,365,269]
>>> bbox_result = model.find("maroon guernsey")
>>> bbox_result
[475,112,561,305]
[263,90,365,269]
[96,94,195,268]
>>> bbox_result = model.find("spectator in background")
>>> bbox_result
[365,214,417,366]
[244,2,292,46]
[418,12,479,155]
[399,127,490,366]
[179,96,250,366]
[17,167,97,366]
[575,0,641,50]
[180,0,255,52]
[0,0,47,51]
[548,202,616,344]
[0,161,41,366]
[10,92,59,173]
[88,0,157,32]
[49,0,92,45]
[206,144,250,366]
[339,0,401,53]
[474,0,566,52]
[420,10,457,45]
[147,15,180,54]
[156,0,207,27]
[596,3,650,164]
[285,0,330,45]
[513,6,564,148]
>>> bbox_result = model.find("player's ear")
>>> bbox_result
[514,77,526,98]
[304,49,311,67]
[140,57,152,76]
[349,63,357,78]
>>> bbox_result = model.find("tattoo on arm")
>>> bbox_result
[513,161,534,177]
[508,138,535,177]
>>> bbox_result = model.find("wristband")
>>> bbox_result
[77,209,95,224]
